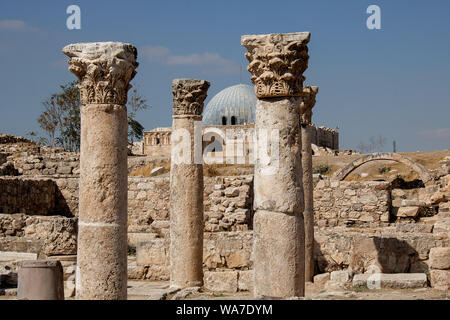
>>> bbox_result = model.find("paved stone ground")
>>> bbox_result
[1,280,448,300]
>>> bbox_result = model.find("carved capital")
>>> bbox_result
[172,79,210,116]
[300,86,318,125]
[63,42,138,105]
[241,32,310,99]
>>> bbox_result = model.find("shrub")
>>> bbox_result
[313,165,331,175]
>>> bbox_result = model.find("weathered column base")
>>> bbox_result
[253,210,305,298]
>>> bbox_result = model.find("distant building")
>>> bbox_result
[141,84,338,159]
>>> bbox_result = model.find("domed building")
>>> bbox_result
[139,83,339,158]
[203,84,256,126]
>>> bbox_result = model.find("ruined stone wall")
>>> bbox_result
[0,177,56,215]
[127,175,254,235]
[130,231,254,283]
[0,213,77,257]
[314,179,391,227]
[0,134,33,145]
[306,125,339,150]
[204,175,254,232]
[128,177,170,234]
[10,153,79,176]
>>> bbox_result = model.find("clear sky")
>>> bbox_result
[0,0,449,152]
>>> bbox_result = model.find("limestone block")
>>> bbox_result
[397,206,420,218]
[137,239,167,266]
[430,269,450,290]
[127,232,158,247]
[396,223,433,234]
[313,272,330,287]
[429,247,450,270]
[352,273,427,289]
[238,270,254,292]
[204,271,238,293]
[330,270,353,283]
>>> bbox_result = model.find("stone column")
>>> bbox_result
[300,86,318,283]
[63,42,138,300]
[242,32,310,298]
[170,78,210,288]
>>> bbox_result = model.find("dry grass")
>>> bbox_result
[129,160,171,177]
[204,163,254,177]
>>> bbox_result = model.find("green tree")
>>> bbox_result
[38,82,149,152]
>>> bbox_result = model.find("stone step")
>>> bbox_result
[0,251,37,263]
[392,199,427,207]
[353,273,427,289]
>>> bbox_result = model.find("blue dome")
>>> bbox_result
[203,84,256,125]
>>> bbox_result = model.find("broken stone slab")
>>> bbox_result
[430,269,450,291]
[396,206,421,218]
[204,271,238,293]
[395,223,433,234]
[0,251,37,263]
[330,270,354,283]
[313,273,330,287]
[150,166,165,176]
[352,273,427,289]
[428,247,450,270]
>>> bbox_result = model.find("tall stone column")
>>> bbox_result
[170,78,210,288]
[242,32,310,298]
[300,86,318,283]
[63,42,138,300]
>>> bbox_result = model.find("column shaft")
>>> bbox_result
[302,124,314,282]
[242,32,310,298]
[253,97,305,297]
[63,42,138,300]
[169,78,210,288]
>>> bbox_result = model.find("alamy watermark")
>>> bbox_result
[170,122,280,174]
[66,5,81,30]
[366,5,381,30]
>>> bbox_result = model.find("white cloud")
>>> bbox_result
[0,19,36,32]
[140,45,239,75]
[418,128,450,139]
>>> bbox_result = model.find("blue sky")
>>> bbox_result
[0,0,449,151]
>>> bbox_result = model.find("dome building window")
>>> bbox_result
[202,84,256,126]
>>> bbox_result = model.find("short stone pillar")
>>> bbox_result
[63,42,138,300]
[242,32,310,298]
[17,260,64,300]
[300,86,318,282]
[169,79,210,289]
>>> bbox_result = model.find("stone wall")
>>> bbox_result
[130,231,253,281]
[10,153,79,176]
[127,175,254,234]
[0,134,33,145]
[314,179,391,227]
[0,177,56,215]
[0,213,77,257]
[204,175,254,232]
[128,177,170,234]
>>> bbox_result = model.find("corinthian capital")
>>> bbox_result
[63,42,138,105]
[172,79,210,116]
[300,86,319,125]
[241,32,310,99]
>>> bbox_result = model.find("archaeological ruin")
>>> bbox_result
[1,32,449,301]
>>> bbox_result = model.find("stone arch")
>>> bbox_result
[332,152,432,183]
